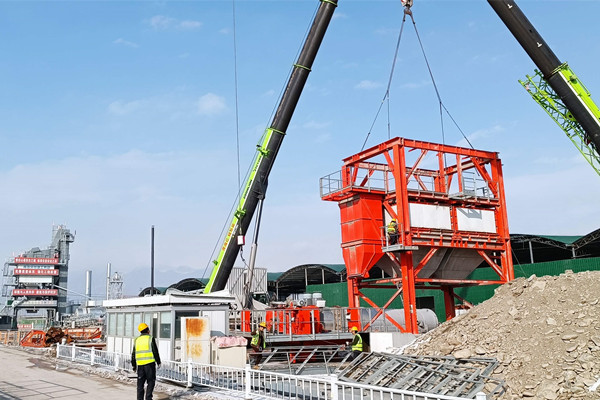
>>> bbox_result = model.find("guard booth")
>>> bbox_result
[104,291,234,361]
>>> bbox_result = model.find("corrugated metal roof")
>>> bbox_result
[537,235,582,244]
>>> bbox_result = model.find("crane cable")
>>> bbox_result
[202,2,320,278]
[407,9,473,149]
[361,2,473,151]
[201,0,244,280]
[361,6,408,151]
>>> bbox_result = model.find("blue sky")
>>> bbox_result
[1,0,599,298]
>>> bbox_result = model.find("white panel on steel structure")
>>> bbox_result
[408,203,452,230]
[456,208,497,233]
[17,276,53,284]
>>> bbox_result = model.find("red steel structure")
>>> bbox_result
[321,137,514,334]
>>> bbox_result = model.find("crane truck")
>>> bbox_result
[203,0,338,298]
[488,0,600,175]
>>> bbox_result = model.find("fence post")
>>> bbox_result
[475,392,487,400]
[71,343,76,362]
[91,347,95,366]
[114,354,120,372]
[245,364,252,400]
[56,344,60,359]
[187,359,193,388]
[331,374,339,400]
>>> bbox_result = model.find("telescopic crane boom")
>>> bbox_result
[203,0,338,294]
[488,0,600,174]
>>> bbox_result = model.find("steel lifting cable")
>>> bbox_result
[407,10,474,149]
[361,7,409,151]
[202,2,320,278]
[202,0,244,280]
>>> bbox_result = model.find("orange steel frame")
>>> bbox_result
[322,137,514,334]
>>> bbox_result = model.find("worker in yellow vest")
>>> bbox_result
[131,323,161,400]
[387,219,399,245]
[349,326,363,359]
[249,321,266,368]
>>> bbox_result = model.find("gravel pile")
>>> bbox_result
[403,270,600,399]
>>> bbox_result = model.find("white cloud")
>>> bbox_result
[303,120,330,130]
[149,15,176,30]
[332,12,348,20]
[400,81,432,89]
[113,38,139,48]
[455,124,503,147]
[355,80,383,90]
[197,93,226,116]
[178,20,202,30]
[0,150,240,296]
[148,15,202,31]
[108,99,146,116]
[107,92,218,118]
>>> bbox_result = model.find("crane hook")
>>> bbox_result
[401,0,413,15]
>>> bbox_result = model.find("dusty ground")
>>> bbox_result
[403,270,600,399]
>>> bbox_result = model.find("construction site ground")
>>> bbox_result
[0,346,238,400]
[403,270,600,399]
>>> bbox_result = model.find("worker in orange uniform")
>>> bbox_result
[387,219,399,245]
[132,323,161,400]
[250,321,267,368]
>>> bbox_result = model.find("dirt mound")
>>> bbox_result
[403,270,600,399]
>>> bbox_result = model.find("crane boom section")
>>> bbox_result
[520,69,600,175]
[488,0,600,155]
[204,0,338,294]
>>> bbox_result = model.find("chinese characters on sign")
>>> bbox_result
[13,268,59,276]
[13,257,59,265]
[11,289,58,296]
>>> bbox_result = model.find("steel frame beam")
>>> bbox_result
[322,137,514,334]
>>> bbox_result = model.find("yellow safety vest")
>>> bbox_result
[351,333,363,352]
[251,332,265,349]
[135,335,155,366]
[387,223,398,233]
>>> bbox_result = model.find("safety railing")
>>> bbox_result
[320,170,390,198]
[56,344,486,400]
[0,330,28,345]
[229,306,437,342]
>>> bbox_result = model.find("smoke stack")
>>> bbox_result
[85,270,92,299]
[106,262,111,300]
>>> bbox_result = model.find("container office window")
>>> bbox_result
[125,313,133,337]
[133,313,142,333]
[108,313,116,336]
[159,311,171,339]
[116,313,125,337]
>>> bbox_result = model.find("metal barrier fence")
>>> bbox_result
[56,344,484,400]
[0,330,28,345]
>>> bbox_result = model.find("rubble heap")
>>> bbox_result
[403,270,600,400]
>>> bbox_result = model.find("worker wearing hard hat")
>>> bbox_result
[349,326,363,360]
[387,219,399,245]
[131,323,161,400]
[249,321,267,369]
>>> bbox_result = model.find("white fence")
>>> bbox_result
[56,344,483,400]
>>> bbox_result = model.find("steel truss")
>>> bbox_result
[321,137,514,333]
